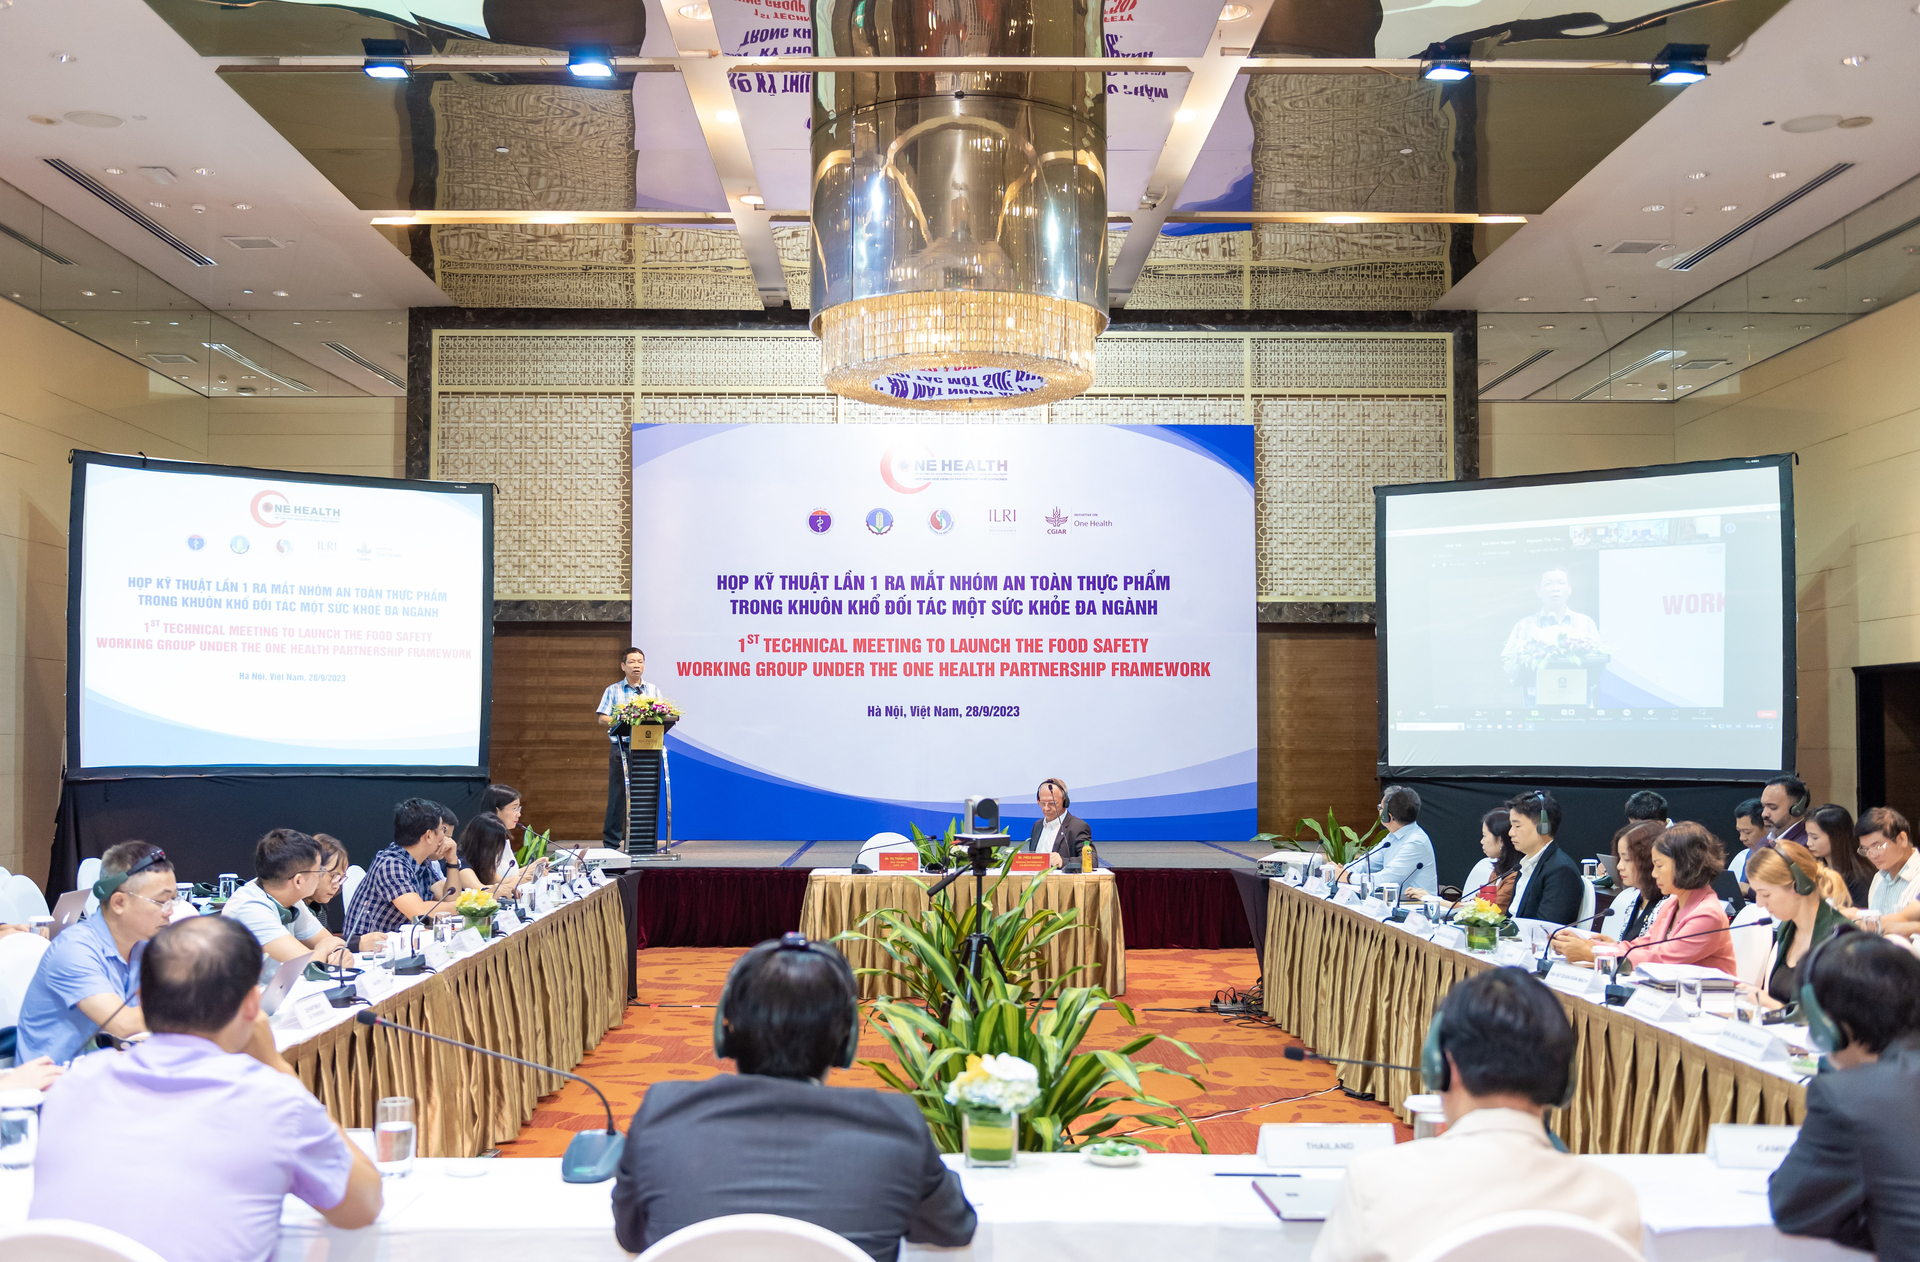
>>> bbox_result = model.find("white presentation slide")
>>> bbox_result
[75,460,488,769]
[632,423,1256,840]
[1381,461,1789,773]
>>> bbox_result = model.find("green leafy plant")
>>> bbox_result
[514,826,551,868]
[1254,831,1309,852]
[1294,808,1381,866]
[862,964,1208,1154]
[836,868,1086,1014]
[907,819,959,869]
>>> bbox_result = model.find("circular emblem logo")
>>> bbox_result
[250,489,288,528]
[928,509,954,535]
[808,508,833,534]
[186,534,205,551]
[230,535,250,554]
[276,538,293,554]
[865,508,894,535]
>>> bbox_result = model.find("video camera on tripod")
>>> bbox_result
[924,796,1015,1005]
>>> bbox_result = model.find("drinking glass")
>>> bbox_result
[1378,883,1400,910]
[1733,991,1761,1025]
[1678,977,1704,1016]
[433,915,457,945]
[0,1092,41,1168]
[375,1096,416,1177]
[1579,858,1601,880]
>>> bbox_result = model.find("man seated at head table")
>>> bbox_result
[1769,933,1920,1262]
[13,841,175,1064]
[1311,968,1642,1262]
[1026,777,1096,869]
[1333,784,1438,898]
[342,796,459,951]
[222,827,354,984]
[29,916,382,1259]
[612,933,975,1261]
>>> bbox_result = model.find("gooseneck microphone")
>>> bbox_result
[354,1010,625,1183]
[1533,908,1614,975]
[1618,915,1771,957]
[1283,1046,1422,1075]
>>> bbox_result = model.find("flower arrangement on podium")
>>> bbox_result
[945,1053,1040,1167]
[454,887,499,939]
[607,695,682,734]
[1454,898,1511,953]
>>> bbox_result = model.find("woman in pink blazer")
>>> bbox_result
[1556,822,1737,975]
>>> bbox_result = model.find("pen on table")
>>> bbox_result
[1251,1181,1285,1217]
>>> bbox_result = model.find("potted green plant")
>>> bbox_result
[1292,808,1382,867]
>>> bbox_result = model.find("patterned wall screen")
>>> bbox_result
[431,330,1452,602]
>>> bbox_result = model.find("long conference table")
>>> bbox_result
[0,1151,1854,1262]
[800,868,1126,999]
[1262,879,1808,1154]
[275,879,629,1158]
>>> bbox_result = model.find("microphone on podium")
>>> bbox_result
[353,1010,625,1183]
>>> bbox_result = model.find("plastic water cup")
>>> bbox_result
[1679,977,1704,1016]
[1378,883,1400,909]
[375,1096,416,1176]
[217,873,239,901]
[0,1091,41,1168]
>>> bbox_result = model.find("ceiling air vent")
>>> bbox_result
[1572,349,1678,401]
[1670,163,1854,272]
[145,352,197,364]
[1813,211,1920,271]
[1678,358,1728,371]
[41,158,217,267]
[222,236,282,250]
[0,220,78,265]
[323,341,405,389]
[1609,240,1667,254]
[1477,349,1554,395]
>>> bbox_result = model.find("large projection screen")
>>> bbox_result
[67,452,492,775]
[1377,455,1794,779]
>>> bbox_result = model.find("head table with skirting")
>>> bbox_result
[0,1151,1852,1262]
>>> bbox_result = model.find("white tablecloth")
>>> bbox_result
[0,1151,1862,1262]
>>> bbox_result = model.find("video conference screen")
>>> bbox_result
[69,453,492,772]
[1378,456,1794,776]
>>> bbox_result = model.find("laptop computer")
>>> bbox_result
[48,890,89,938]
[262,952,314,1016]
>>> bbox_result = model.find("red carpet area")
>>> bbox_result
[498,947,1405,1158]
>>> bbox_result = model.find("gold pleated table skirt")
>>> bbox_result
[286,881,629,1158]
[799,869,1126,999]
[1261,879,1806,1154]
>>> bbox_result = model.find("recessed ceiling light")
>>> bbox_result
[1219,3,1251,18]
[1516,296,1532,302]
[1582,296,1598,302]
[1769,171,1788,180]
[104,167,124,175]
[1741,324,1755,329]
[271,290,288,297]
[1796,324,1811,329]
[194,167,213,176]
[1175,109,1197,122]
[1863,297,1876,303]
[1481,323,1494,329]
[110,289,121,294]
[50,52,76,63]
[1841,54,1867,66]
[191,204,205,213]
[292,321,302,325]
[1642,204,1665,212]
[241,289,254,294]
[147,200,165,208]
[1687,171,1708,179]
[715,109,738,124]
[494,146,510,154]
[1793,297,1807,303]
[80,290,95,296]
[132,319,149,324]
[677,2,712,16]
[1720,204,1738,212]
[350,292,363,298]
[233,203,251,210]
[1539,324,1556,329]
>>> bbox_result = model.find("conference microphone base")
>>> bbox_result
[562,1131,625,1183]
[391,954,429,975]
[1603,984,1635,1007]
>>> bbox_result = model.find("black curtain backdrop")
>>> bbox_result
[1396,777,1768,889]
[50,774,490,894]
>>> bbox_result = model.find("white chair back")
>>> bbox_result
[1404,1210,1642,1262]
[0,1219,170,1262]
[1728,901,1774,989]
[635,1214,872,1262]
[851,831,919,867]
[1577,875,1597,927]
[0,931,52,1028]
[2,874,49,921]
[75,858,102,918]
[342,864,367,915]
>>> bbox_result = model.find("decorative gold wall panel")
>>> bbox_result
[430,329,1452,604]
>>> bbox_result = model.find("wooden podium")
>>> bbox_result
[615,720,675,858]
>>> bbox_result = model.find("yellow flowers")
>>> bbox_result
[455,888,499,917]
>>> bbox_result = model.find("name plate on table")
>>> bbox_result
[1258,1123,1397,1168]
[1622,985,1687,1024]
[1428,925,1468,952]
[1706,1124,1801,1170]
[495,909,524,934]
[1718,1020,1789,1063]
[356,970,396,1003]
[450,927,486,954]
[1304,877,1330,898]
[1355,897,1390,921]
[283,993,334,1032]
[424,943,454,970]
[1010,853,1052,873]
[877,853,919,872]
[1332,886,1362,908]
[1493,940,1535,968]
[1544,962,1602,997]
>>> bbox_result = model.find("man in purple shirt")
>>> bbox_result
[30,916,382,1260]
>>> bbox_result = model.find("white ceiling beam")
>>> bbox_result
[679,55,790,305]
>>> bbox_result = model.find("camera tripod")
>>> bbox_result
[925,832,1011,1009]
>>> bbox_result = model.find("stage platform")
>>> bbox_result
[594,838,1269,869]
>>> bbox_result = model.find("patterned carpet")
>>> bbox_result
[497,947,1407,1158]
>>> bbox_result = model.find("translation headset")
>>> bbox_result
[1037,778,1070,810]
[92,846,168,903]
[712,932,862,1071]
[1418,993,1576,1110]
[1796,934,1848,1055]
[1787,855,1817,897]
[1783,779,1811,819]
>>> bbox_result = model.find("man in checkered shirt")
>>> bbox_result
[598,647,660,845]
[343,798,458,950]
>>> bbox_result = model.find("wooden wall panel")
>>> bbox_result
[489,624,629,842]
[1258,624,1379,840]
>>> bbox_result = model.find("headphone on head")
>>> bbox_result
[1797,934,1847,1055]
[1781,779,1811,819]
[93,846,168,903]
[1787,854,1817,896]
[1037,778,1070,809]
[1419,977,1576,1110]
[712,932,862,1071]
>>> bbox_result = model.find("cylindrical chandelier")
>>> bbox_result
[810,0,1108,411]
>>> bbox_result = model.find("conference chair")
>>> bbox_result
[1,873,48,921]
[75,858,101,917]
[0,930,51,1066]
[342,864,367,915]
[634,1214,872,1262]
[1728,902,1774,988]
[0,1219,169,1262]
[1404,1210,1642,1262]
[851,832,917,869]
[1577,875,1598,928]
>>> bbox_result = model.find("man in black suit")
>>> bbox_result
[1026,777,1095,870]
[611,934,974,1262]
[1506,789,1584,924]
[1771,933,1920,1262]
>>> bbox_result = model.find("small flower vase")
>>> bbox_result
[960,1107,1017,1168]
[461,913,493,940]
[1465,922,1498,952]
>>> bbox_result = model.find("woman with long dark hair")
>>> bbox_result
[1453,809,1524,910]
[1805,803,1873,908]
[1598,821,1665,942]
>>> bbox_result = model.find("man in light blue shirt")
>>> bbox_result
[1342,785,1439,898]
[15,842,175,1063]
[598,645,661,844]
[223,829,353,985]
